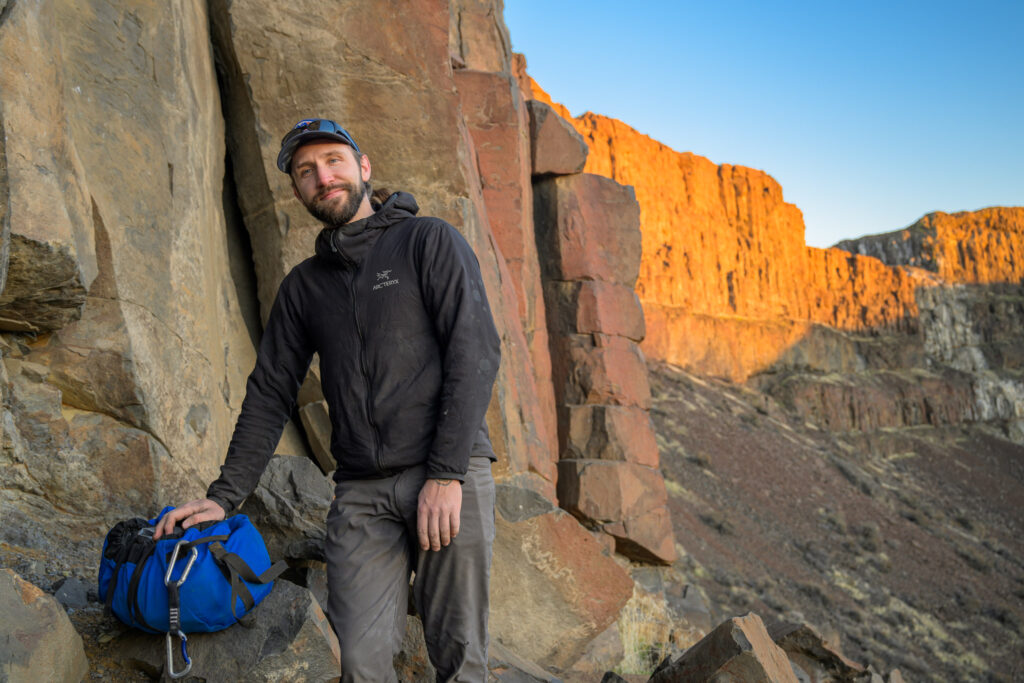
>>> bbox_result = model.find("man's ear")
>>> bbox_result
[360,153,371,183]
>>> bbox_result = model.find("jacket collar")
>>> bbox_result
[314,191,419,266]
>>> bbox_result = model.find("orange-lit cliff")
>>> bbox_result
[531,80,1024,382]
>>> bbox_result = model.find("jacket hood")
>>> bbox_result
[314,191,419,265]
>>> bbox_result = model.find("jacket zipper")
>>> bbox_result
[338,238,384,474]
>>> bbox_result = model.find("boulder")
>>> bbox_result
[527,100,588,176]
[244,454,334,562]
[52,577,91,610]
[118,579,340,682]
[0,99,8,295]
[0,569,89,683]
[650,612,798,683]
[564,623,626,679]
[495,480,558,523]
[1,359,189,534]
[768,622,865,682]
[490,509,634,670]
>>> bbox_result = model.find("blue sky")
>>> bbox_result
[503,1,1024,248]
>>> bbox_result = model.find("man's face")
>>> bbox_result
[290,141,372,227]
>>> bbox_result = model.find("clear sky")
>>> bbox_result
[503,1,1024,248]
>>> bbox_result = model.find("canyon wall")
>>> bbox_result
[529,80,1024,443]
[533,80,1023,380]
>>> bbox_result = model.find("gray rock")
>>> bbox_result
[52,576,91,610]
[0,569,89,683]
[117,579,340,682]
[495,482,556,522]
[245,454,333,562]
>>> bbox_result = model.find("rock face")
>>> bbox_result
[836,207,1024,284]
[0,0,283,553]
[0,1,688,678]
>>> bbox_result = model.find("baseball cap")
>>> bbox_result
[276,118,362,173]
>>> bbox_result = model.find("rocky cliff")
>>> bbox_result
[0,1,684,680]
[537,80,1024,441]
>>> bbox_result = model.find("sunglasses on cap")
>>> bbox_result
[277,118,361,173]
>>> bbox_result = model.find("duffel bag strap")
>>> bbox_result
[208,542,289,618]
[125,543,159,632]
[166,533,231,556]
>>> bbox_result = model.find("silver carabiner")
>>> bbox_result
[166,630,192,679]
[164,540,197,678]
[164,540,198,587]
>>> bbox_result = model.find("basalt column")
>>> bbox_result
[531,102,675,564]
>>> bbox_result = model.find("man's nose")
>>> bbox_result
[316,164,334,187]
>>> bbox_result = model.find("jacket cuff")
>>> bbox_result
[206,494,234,515]
[428,471,466,483]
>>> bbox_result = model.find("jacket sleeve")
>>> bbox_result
[417,221,501,481]
[206,272,314,512]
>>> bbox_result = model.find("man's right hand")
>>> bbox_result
[152,498,226,539]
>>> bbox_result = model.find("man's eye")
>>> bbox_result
[299,168,312,178]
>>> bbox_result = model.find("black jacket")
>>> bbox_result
[207,192,501,513]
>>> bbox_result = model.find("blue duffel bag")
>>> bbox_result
[98,506,287,678]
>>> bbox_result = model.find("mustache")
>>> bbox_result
[317,182,355,201]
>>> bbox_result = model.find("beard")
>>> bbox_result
[303,178,367,227]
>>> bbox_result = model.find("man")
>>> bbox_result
[155,118,501,682]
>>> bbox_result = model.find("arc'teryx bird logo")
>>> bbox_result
[373,269,399,291]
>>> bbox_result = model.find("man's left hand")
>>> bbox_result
[417,478,462,551]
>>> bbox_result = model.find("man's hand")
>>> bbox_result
[417,478,462,551]
[153,498,226,539]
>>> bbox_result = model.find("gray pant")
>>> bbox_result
[325,456,495,682]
